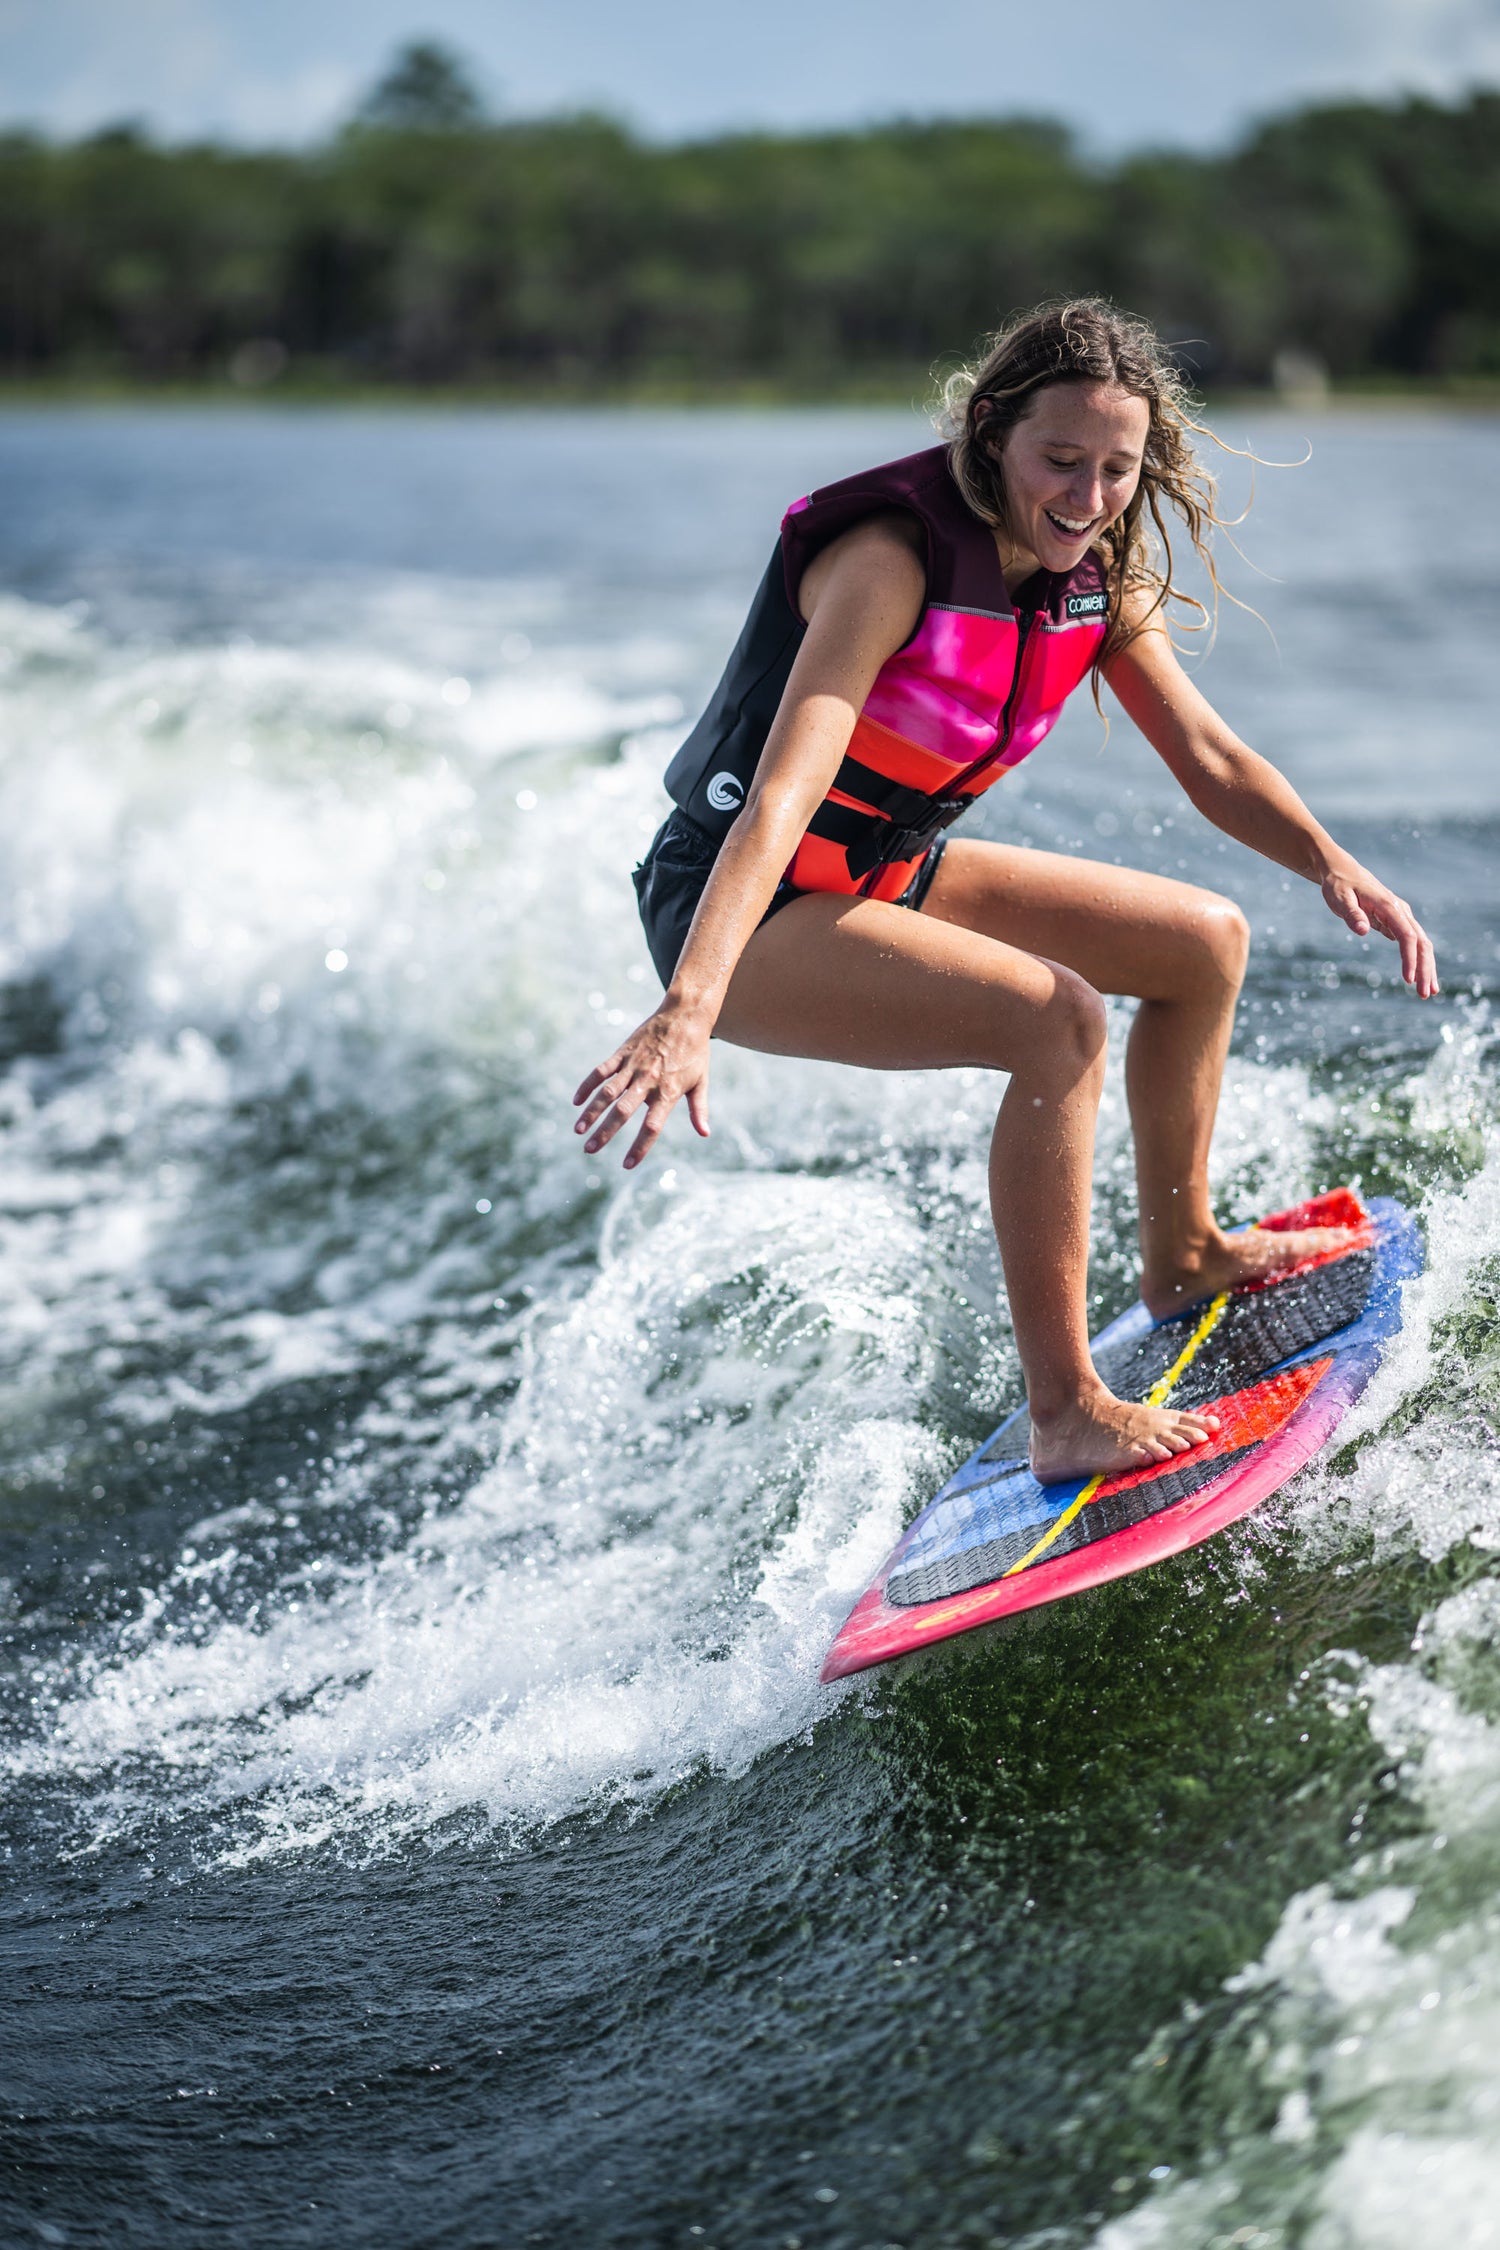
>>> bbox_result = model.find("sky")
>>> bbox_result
[1,0,1498,152]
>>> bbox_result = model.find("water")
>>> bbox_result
[0,402,1496,2249]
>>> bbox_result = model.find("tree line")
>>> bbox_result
[1,44,1496,394]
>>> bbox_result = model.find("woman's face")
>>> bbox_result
[995,379,1150,574]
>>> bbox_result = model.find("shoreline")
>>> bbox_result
[2,373,1499,413]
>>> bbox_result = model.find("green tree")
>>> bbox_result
[353,41,487,134]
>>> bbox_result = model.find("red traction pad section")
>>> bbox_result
[1087,1355,1333,1502]
[1239,1187,1373,1293]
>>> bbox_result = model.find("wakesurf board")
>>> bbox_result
[822,1188,1421,1681]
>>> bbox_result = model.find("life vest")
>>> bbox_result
[663,445,1110,900]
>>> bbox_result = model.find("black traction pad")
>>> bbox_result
[887,1440,1262,1607]
[1094,1248,1373,1407]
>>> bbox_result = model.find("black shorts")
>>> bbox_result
[632,807,948,988]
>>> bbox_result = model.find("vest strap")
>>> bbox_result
[807,751,971,879]
[831,753,955,829]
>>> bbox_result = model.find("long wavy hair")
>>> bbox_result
[938,297,1231,681]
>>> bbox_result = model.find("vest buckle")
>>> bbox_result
[852,795,968,880]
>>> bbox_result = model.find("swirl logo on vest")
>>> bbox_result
[706,772,745,813]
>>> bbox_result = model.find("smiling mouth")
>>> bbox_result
[1045,510,1097,539]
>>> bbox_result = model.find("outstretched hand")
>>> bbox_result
[573,999,713,1169]
[1321,860,1438,998]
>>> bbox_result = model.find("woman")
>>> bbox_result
[573,300,1437,1483]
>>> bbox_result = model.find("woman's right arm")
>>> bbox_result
[573,516,925,1168]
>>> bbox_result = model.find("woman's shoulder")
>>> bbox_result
[795,510,926,626]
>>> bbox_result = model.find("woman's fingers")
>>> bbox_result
[1366,891,1440,998]
[1385,902,1438,996]
[1393,911,1420,986]
[573,1048,627,1107]
[1327,872,1439,999]
[576,1057,690,1161]
[624,1099,670,1170]
[1330,878,1370,936]
[584,1068,703,1166]
[573,1007,713,1167]
[583,1076,654,1154]
[574,1071,628,1133]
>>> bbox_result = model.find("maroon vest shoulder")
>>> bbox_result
[780,446,1010,615]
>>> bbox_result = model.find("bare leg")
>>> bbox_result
[924,840,1354,1316]
[719,890,1218,1481]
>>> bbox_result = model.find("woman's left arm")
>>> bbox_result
[1106,609,1439,999]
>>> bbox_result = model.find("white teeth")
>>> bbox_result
[1048,512,1093,534]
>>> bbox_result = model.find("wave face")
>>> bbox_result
[0,406,1497,2250]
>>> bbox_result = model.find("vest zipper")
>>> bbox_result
[997,606,1037,757]
[946,600,1039,799]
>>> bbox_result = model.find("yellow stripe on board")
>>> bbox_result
[1000,1471,1107,1577]
[1143,1290,1230,1405]
[1002,1290,1231,1579]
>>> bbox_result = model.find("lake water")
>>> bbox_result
[0,403,1497,2250]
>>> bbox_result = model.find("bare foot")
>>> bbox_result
[1029,1387,1221,1486]
[1141,1224,1358,1322]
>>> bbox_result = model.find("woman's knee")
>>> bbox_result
[1057,968,1110,1065]
[1177,893,1250,996]
[998,963,1107,1080]
[1205,896,1251,986]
